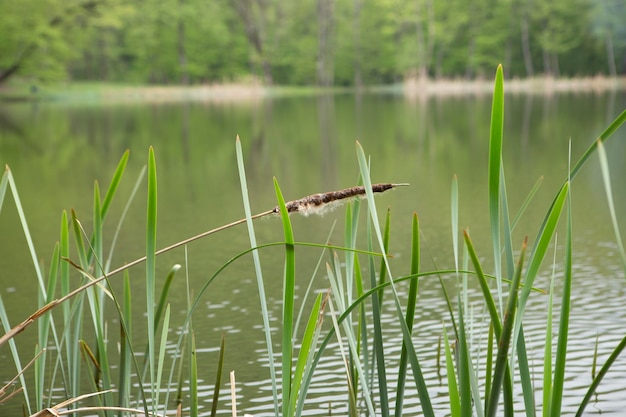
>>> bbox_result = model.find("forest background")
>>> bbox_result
[1,0,626,88]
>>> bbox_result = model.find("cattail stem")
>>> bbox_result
[0,182,408,348]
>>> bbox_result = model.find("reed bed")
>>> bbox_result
[1,66,626,417]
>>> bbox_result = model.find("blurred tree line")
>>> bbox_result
[1,0,625,86]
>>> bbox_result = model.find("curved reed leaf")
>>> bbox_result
[576,334,626,417]
[569,109,626,181]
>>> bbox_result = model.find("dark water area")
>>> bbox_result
[0,90,625,416]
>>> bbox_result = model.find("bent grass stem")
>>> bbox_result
[0,183,406,348]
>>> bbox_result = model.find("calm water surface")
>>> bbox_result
[1,90,626,416]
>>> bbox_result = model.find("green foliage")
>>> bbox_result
[2,0,625,85]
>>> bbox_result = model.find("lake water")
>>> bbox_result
[1,90,626,416]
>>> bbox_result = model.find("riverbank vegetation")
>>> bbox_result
[1,67,626,416]
[1,0,626,88]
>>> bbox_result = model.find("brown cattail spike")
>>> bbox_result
[274,183,409,216]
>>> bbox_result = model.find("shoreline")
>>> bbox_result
[1,75,625,104]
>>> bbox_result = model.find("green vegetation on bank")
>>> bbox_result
[1,0,625,87]
[1,67,626,416]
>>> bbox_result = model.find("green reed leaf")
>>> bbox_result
[596,139,626,271]
[289,293,323,416]
[190,331,198,417]
[146,146,158,408]
[356,140,434,417]
[488,238,527,417]
[576,334,626,417]
[118,272,132,410]
[488,64,505,312]
[210,333,225,417]
[452,175,459,273]
[550,181,573,417]
[395,212,420,417]
[443,327,460,417]
[542,245,558,417]
[456,302,472,417]
[273,177,296,416]
[100,149,129,219]
[235,136,279,415]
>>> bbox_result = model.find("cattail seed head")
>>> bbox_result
[272,183,409,216]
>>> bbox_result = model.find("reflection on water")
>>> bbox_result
[0,91,625,415]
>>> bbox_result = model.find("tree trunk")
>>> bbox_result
[178,0,189,85]
[232,0,273,85]
[353,0,362,88]
[542,47,551,76]
[605,29,617,77]
[316,0,334,87]
[520,16,534,77]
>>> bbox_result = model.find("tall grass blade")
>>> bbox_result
[443,327,461,417]
[510,176,543,230]
[356,141,434,417]
[272,177,296,416]
[101,149,129,219]
[156,304,171,415]
[118,272,132,410]
[550,169,573,417]
[288,293,323,416]
[366,220,389,417]
[568,109,626,181]
[105,165,146,273]
[190,331,198,417]
[210,334,226,417]
[234,136,279,415]
[514,183,569,353]
[0,166,8,214]
[576,334,626,416]
[487,238,527,417]
[394,212,420,417]
[542,245,558,417]
[488,65,505,313]
[596,139,626,271]
[36,241,59,409]
[456,302,472,417]
[146,146,158,412]
[484,323,494,413]
[319,272,376,417]
[452,175,459,274]
[378,208,391,301]
[0,295,32,414]
[516,328,535,417]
